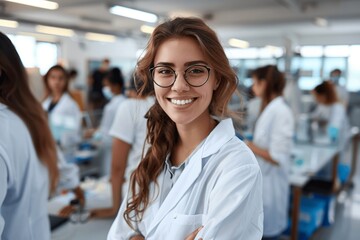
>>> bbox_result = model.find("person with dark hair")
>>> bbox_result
[42,65,82,145]
[0,32,59,239]
[88,58,110,110]
[107,17,263,240]
[311,81,350,162]
[84,67,127,176]
[97,67,126,139]
[91,72,154,218]
[329,68,349,108]
[246,65,294,240]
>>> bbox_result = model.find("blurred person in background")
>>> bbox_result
[84,67,127,176]
[246,65,294,240]
[42,65,82,146]
[91,73,154,218]
[311,81,350,166]
[0,31,58,239]
[329,69,349,109]
[88,58,110,111]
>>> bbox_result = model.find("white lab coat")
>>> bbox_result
[98,94,126,145]
[56,146,80,193]
[108,118,263,240]
[253,97,294,237]
[42,93,82,144]
[335,85,349,108]
[311,102,351,162]
[109,97,154,196]
[0,103,50,239]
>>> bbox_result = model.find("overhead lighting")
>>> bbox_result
[85,32,116,42]
[314,17,328,27]
[18,32,58,42]
[110,6,158,23]
[228,38,249,48]
[36,25,74,37]
[5,0,59,10]
[0,19,18,28]
[140,25,155,34]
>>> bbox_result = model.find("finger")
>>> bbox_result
[58,206,75,217]
[185,226,203,240]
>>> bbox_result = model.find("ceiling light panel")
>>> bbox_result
[5,0,59,10]
[110,6,158,23]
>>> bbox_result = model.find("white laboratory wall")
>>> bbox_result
[1,24,140,87]
[60,37,139,88]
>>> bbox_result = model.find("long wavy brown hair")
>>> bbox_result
[251,65,286,112]
[124,17,238,226]
[0,32,58,192]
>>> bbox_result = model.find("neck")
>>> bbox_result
[52,92,63,102]
[171,115,217,166]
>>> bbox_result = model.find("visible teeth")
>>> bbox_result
[171,98,194,105]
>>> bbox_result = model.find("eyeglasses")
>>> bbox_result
[149,64,211,88]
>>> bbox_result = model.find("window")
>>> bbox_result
[6,33,58,75]
[348,45,360,91]
[36,42,58,75]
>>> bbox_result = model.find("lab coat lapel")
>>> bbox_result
[146,118,235,236]
[147,148,203,235]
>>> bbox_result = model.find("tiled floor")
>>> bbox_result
[311,142,360,240]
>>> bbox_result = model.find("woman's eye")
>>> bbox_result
[158,68,173,75]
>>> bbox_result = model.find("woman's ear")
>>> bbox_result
[213,79,220,90]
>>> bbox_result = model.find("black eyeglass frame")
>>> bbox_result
[149,64,211,88]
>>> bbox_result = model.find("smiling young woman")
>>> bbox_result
[107,17,264,240]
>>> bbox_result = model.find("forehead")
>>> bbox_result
[49,69,64,75]
[154,37,207,66]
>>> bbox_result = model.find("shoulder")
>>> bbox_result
[63,93,80,108]
[272,98,294,119]
[216,137,259,169]
[203,119,259,171]
[0,105,28,150]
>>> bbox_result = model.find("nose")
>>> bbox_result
[171,73,190,92]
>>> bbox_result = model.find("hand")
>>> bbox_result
[73,186,85,208]
[185,226,203,240]
[130,235,145,240]
[90,207,118,218]
[245,140,254,149]
[83,128,96,139]
[58,205,76,217]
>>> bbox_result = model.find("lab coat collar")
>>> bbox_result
[147,118,235,235]
[264,96,284,112]
[201,118,235,158]
[0,103,7,110]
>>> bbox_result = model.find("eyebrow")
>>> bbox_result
[155,60,209,67]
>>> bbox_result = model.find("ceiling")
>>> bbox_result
[1,0,360,47]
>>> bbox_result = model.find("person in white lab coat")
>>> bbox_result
[311,81,350,163]
[91,77,154,218]
[329,69,349,109]
[246,65,295,240]
[0,32,59,239]
[42,65,82,145]
[84,67,127,176]
[107,17,263,240]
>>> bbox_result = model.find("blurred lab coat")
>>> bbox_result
[42,93,82,145]
[108,119,263,240]
[284,75,302,119]
[56,146,80,193]
[311,103,351,162]
[253,97,294,237]
[0,103,50,239]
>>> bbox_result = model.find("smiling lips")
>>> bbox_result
[170,98,195,106]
